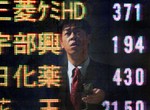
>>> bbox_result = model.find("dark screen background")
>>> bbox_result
[0,0,150,109]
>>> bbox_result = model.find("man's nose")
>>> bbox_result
[70,32,77,40]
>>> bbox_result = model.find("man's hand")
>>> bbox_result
[82,88,105,104]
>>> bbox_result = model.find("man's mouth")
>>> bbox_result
[70,40,78,47]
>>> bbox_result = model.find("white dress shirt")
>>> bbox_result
[67,57,90,92]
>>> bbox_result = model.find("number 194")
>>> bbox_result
[112,36,145,54]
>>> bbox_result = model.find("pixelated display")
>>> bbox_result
[0,0,86,22]
[0,32,61,55]
[0,98,11,110]
[0,65,61,88]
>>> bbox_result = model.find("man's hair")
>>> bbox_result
[58,20,91,34]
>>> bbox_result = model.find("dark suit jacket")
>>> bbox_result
[59,59,114,110]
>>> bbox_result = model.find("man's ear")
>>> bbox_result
[60,35,64,48]
[60,42,64,49]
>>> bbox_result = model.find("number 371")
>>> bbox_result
[113,3,142,21]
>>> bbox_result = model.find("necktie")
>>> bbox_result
[70,67,82,110]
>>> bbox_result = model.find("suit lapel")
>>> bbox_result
[83,59,95,84]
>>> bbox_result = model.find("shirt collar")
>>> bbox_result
[68,57,90,78]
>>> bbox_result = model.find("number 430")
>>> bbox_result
[113,68,145,86]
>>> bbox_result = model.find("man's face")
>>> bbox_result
[61,25,90,56]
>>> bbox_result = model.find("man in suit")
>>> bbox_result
[59,20,112,110]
